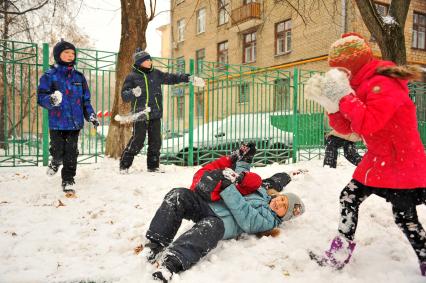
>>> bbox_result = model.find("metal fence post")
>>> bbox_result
[188,59,195,166]
[292,68,299,163]
[42,43,49,166]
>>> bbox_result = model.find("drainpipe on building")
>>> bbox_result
[341,0,347,34]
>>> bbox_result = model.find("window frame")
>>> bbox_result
[177,19,185,42]
[238,82,250,103]
[195,48,205,74]
[242,31,257,63]
[217,41,229,65]
[197,8,206,34]
[412,11,426,50]
[218,0,230,26]
[275,19,292,55]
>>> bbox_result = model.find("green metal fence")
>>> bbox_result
[0,40,42,167]
[1,39,425,167]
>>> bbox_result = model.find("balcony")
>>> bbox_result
[231,3,262,29]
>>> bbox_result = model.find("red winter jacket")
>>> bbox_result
[189,156,262,201]
[329,59,426,189]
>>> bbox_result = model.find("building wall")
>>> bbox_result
[165,0,426,132]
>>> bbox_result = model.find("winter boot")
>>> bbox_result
[310,235,356,270]
[152,255,181,283]
[119,167,129,174]
[152,265,173,283]
[62,180,76,194]
[47,161,61,176]
[420,262,426,276]
[143,241,165,264]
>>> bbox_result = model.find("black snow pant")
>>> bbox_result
[146,188,225,272]
[324,135,362,168]
[120,118,161,170]
[49,130,80,182]
[338,179,426,263]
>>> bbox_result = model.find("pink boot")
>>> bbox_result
[310,235,356,270]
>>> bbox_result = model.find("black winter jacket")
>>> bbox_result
[121,67,189,120]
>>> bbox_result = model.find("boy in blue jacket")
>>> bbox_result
[143,161,305,283]
[37,39,99,194]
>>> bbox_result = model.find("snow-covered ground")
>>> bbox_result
[0,157,425,283]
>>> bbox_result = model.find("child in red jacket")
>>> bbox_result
[305,33,426,276]
[189,142,262,201]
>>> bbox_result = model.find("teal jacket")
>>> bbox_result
[208,185,283,240]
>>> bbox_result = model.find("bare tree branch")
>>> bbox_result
[0,0,49,15]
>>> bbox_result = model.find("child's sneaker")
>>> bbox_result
[152,265,173,283]
[47,162,60,176]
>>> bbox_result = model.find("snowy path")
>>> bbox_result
[0,157,424,283]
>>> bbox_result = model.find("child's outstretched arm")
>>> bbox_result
[158,69,190,85]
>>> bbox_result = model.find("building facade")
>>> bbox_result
[158,0,426,131]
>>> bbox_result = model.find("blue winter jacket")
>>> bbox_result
[208,185,283,240]
[37,64,95,130]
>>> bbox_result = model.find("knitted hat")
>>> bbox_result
[262,172,292,192]
[133,48,151,66]
[53,39,76,66]
[328,32,373,76]
[281,192,305,221]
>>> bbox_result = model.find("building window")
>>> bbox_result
[176,95,185,120]
[196,92,204,118]
[243,31,256,63]
[413,12,426,50]
[275,20,292,55]
[176,56,185,73]
[197,8,206,34]
[238,82,250,103]
[218,0,230,26]
[195,48,205,74]
[217,41,228,66]
[177,19,185,42]
[274,78,290,111]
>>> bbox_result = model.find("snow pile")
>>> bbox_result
[0,157,425,283]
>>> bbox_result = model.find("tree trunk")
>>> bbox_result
[355,0,410,65]
[0,0,9,149]
[105,0,150,158]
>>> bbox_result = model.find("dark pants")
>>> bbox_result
[120,119,161,170]
[338,179,426,263]
[324,135,362,168]
[146,188,225,271]
[49,130,80,182]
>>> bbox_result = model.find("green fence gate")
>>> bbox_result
[1,39,425,167]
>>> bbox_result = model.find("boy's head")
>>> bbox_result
[133,48,152,69]
[328,32,373,77]
[53,39,76,66]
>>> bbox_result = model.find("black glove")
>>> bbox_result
[230,142,256,163]
[239,142,256,163]
[89,113,100,128]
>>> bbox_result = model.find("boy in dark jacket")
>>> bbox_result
[37,39,99,194]
[119,49,202,173]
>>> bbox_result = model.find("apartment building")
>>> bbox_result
[159,0,426,130]
[168,0,425,74]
